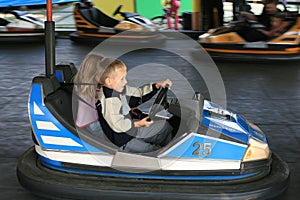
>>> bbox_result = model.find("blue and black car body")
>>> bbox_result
[17,63,290,200]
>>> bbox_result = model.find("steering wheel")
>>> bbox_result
[113,5,122,16]
[148,84,169,120]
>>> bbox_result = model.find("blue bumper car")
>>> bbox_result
[17,62,289,200]
[17,2,289,199]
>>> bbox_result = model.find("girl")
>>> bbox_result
[163,0,181,30]
[73,54,104,135]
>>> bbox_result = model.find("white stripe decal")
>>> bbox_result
[209,118,247,133]
[35,145,240,170]
[41,135,83,147]
[160,158,241,170]
[35,145,112,166]
[0,33,44,37]
[36,121,59,131]
[33,102,44,115]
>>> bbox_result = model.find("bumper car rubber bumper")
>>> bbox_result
[17,147,290,200]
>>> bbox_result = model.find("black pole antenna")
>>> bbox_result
[45,0,55,76]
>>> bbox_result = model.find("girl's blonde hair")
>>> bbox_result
[73,55,126,99]
[73,54,104,99]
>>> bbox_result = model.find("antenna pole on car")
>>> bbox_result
[45,0,55,76]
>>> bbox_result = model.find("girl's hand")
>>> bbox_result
[134,117,153,127]
[155,79,172,89]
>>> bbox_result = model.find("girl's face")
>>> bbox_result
[105,67,127,92]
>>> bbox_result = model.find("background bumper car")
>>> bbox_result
[70,2,166,45]
[199,13,300,61]
[0,9,44,43]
